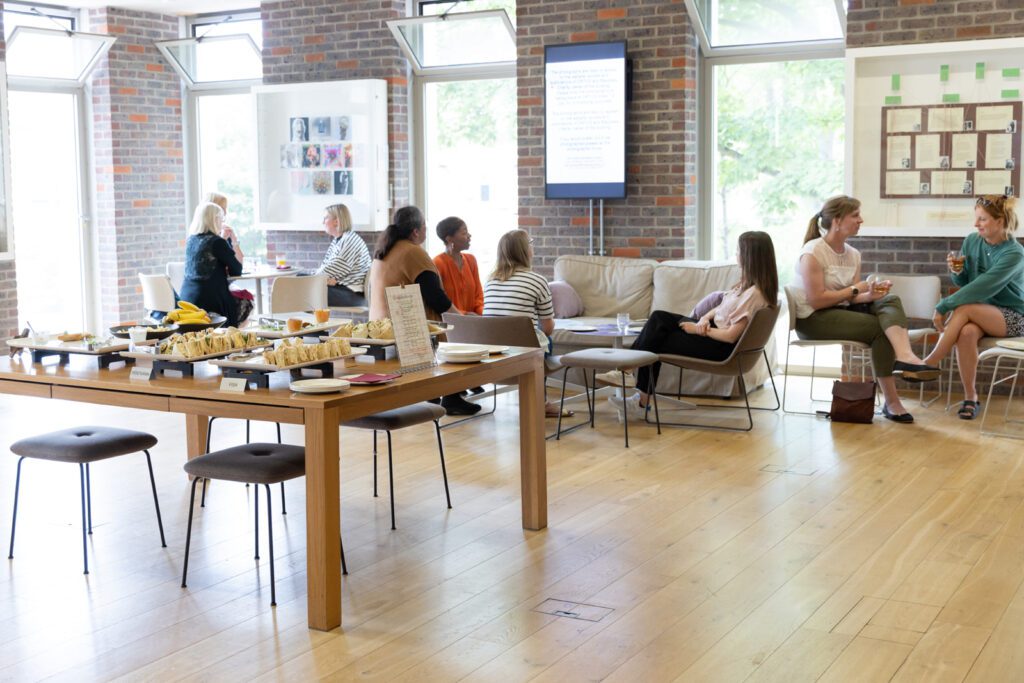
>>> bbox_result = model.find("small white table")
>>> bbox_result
[230,267,298,315]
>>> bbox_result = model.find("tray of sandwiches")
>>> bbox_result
[323,318,448,346]
[210,337,365,372]
[246,313,345,340]
[120,328,268,362]
[8,333,129,355]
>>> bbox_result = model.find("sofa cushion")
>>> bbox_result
[554,255,657,319]
[691,290,725,319]
[651,260,740,317]
[549,280,585,319]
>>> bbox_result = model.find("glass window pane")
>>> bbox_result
[393,11,515,71]
[197,93,263,258]
[6,27,112,82]
[421,0,515,24]
[422,78,517,279]
[712,59,844,367]
[162,35,262,85]
[696,0,843,47]
[192,17,263,50]
[2,10,73,40]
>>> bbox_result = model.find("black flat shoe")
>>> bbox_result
[958,400,981,420]
[893,361,941,382]
[882,404,914,423]
[441,394,482,416]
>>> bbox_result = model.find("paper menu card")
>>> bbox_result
[384,284,436,373]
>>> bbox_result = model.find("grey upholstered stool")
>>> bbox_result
[343,402,450,530]
[181,442,346,606]
[201,419,287,514]
[7,426,166,575]
[557,348,661,447]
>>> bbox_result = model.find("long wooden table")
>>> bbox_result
[0,348,547,631]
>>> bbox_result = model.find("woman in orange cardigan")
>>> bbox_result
[432,216,484,315]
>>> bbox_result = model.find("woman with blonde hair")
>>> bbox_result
[204,192,244,264]
[483,230,569,418]
[316,203,371,306]
[923,195,1024,419]
[179,202,245,326]
[793,195,939,423]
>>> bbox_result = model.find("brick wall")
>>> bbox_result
[261,0,409,270]
[87,8,184,326]
[0,2,17,347]
[847,0,1024,47]
[517,0,699,276]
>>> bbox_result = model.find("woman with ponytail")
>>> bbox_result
[922,195,1024,419]
[792,195,939,423]
[368,206,480,416]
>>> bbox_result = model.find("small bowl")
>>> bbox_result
[109,322,180,341]
[174,314,228,334]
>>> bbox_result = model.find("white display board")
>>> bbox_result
[848,38,1024,236]
[254,79,389,231]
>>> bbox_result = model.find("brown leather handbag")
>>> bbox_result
[826,381,876,423]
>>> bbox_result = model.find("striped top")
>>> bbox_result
[483,269,554,324]
[316,231,371,291]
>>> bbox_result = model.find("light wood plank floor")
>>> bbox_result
[0,378,1022,682]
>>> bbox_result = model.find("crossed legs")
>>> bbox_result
[924,303,1007,401]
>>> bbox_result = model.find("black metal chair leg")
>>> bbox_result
[8,457,24,559]
[621,372,630,448]
[245,420,251,444]
[85,463,93,534]
[739,372,753,431]
[181,478,199,588]
[78,463,89,575]
[763,350,781,410]
[206,416,217,453]
[264,484,276,607]
[280,482,287,515]
[590,370,597,428]
[372,430,378,497]
[276,422,282,444]
[143,450,167,547]
[200,477,208,507]
[556,369,569,439]
[434,421,452,509]
[387,431,396,530]
[649,372,661,435]
[254,484,260,560]
[340,535,348,575]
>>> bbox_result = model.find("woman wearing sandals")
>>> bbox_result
[923,195,1024,420]
[792,195,940,423]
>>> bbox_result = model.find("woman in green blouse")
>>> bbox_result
[924,195,1024,419]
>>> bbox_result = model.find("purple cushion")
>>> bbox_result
[550,280,585,318]
[690,290,725,319]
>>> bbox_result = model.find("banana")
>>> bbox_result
[178,301,200,312]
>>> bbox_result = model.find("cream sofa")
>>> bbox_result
[550,255,777,397]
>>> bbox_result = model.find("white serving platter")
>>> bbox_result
[289,378,351,394]
[210,347,367,373]
[244,319,346,340]
[8,336,129,355]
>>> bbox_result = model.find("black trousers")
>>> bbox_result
[327,284,367,307]
[630,310,735,392]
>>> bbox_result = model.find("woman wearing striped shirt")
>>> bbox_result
[316,203,372,307]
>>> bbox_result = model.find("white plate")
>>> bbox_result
[996,339,1024,351]
[487,345,510,354]
[437,353,488,364]
[339,374,399,385]
[438,344,486,354]
[289,378,351,394]
[564,326,597,333]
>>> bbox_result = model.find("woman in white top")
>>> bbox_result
[483,229,566,417]
[794,195,939,423]
[315,203,371,306]
[623,231,778,418]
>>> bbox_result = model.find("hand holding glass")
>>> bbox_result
[948,250,965,274]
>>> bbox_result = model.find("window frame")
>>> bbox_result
[387,9,517,77]
[156,9,263,91]
[2,2,76,32]
[683,0,846,58]
[5,25,116,87]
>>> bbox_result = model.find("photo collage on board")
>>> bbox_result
[281,115,354,196]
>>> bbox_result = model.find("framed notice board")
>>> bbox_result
[880,100,1021,199]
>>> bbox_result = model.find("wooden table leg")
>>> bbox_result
[304,406,342,630]
[518,357,548,531]
[185,413,209,461]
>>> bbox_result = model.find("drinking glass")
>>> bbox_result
[276,255,288,268]
[616,312,630,334]
[948,250,965,274]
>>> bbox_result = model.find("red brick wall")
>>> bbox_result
[847,0,1024,46]
[87,8,184,326]
[0,2,17,345]
[517,0,699,276]
[261,0,409,270]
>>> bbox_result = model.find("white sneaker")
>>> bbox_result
[608,392,647,422]
[595,370,636,388]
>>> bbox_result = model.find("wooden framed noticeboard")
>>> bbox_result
[880,100,1021,199]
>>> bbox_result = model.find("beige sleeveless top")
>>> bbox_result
[792,238,860,319]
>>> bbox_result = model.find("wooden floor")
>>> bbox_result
[1,378,1023,682]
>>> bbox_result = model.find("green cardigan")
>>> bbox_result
[936,232,1024,314]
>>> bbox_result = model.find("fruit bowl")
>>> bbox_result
[174,314,227,334]
[109,322,180,341]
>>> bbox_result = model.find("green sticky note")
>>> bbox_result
[1002,89,1020,99]
[976,62,985,79]
[1003,67,1021,78]
[942,93,960,103]
[891,73,900,91]
[885,95,902,105]
[940,65,949,82]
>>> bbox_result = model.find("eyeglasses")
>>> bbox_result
[977,195,1009,207]
[528,238,534,244]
